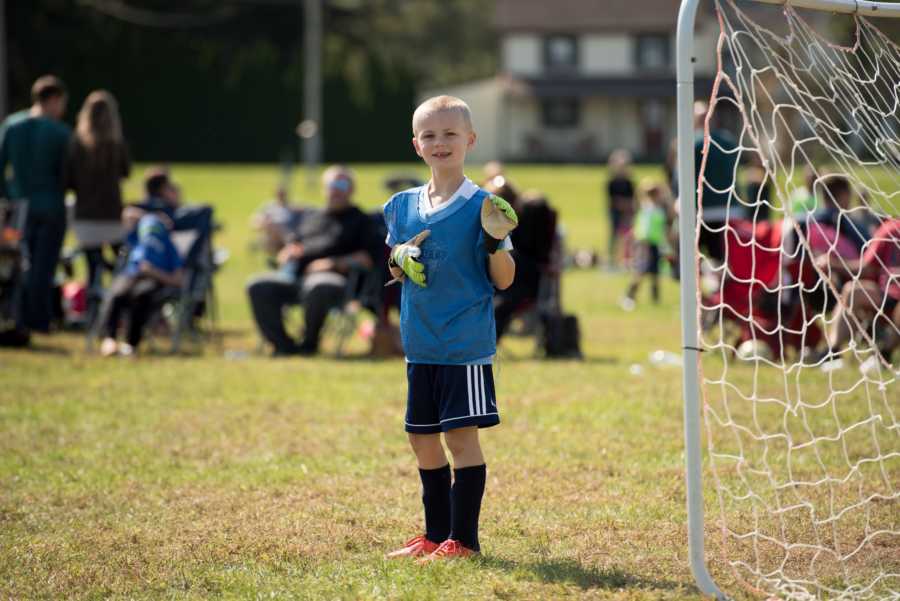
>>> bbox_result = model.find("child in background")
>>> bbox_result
[621,181,671,310]
[383,95,517,561]
[99,214,183,356]
[605,149,635,270]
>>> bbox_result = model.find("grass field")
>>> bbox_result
[1,164,895,600]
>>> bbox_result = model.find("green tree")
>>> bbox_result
[6,0,497,162]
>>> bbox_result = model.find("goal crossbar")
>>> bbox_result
[676,1,900,598]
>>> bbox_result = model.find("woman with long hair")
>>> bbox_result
[65,90,131,292]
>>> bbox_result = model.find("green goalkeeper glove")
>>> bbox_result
[388,229,430,287]
[481,194,518,254]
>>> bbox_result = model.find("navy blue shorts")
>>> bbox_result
[405,363,501,434]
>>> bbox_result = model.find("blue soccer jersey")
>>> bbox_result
[383,178,509,365]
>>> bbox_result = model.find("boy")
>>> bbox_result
[383,96,517,561]
[621,180,672,310]
[99,214,183,356]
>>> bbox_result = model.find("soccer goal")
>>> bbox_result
[677,1,900,598]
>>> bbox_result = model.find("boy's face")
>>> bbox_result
[412,111,475,172]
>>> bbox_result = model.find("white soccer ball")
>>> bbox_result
[736,339,773,361]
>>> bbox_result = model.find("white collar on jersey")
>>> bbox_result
[418,177,479,218]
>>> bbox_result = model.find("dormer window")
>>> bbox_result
[544,35,578,72]
[636,34,670,70]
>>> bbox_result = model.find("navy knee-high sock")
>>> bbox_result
[419,464,452,544]
[450,464,487,551]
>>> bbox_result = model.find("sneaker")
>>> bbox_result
[100,337,118,357]
[416,539,476,564]
[118,342,135,357]
[386,535,439,559]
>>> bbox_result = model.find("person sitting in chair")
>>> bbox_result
[98,214,183,357]
[123,168,214,266]
[484,176,558,342]
[246,165,380,356]
[817,217,900,362]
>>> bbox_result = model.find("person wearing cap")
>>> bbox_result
[246,165,381,356]
[0,75,72,333]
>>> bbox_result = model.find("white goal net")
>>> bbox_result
[697,1,900,598]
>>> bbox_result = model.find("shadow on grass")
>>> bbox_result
[480,555,692,593]
[2,341,71,356]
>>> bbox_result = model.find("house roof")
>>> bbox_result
[494,0,687,33]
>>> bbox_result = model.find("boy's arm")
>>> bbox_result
[489,250,515,290]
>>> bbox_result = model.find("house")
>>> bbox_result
[421,0,721,163]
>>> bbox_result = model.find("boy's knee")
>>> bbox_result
[443,428,478,457]
[408,432,441,454]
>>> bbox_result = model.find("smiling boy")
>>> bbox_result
[383,96,518,561]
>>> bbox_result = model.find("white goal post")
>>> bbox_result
[677,1,900,599]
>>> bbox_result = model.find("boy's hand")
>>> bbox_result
[388,230,430,287]
[481,194,518,254]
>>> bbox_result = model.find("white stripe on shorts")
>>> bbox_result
[466,366,474,416]
[479,366,488,415]
[473,365,481,415]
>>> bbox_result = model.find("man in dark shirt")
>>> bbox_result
[247,166,379,356]
[693,101,740,263]
[0,75,72,332]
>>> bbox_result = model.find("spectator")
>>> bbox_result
[744,154,771,223]
[482,175,560,341]
[66,90,131,291]
[818,217,900,358]
[98,214,183,357]
[664,138,678,196]
[123,168,213,266]
[246,165,379,356]
[694,100,740,263]
[483,177,536,340]
[809,174,870,253]
[0,75,72,333]
[251,186,308,257]
[621,180,673,310]
[605,149,635,269]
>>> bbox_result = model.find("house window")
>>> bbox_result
[636,34,670,70]
[541,98,580,128]
[544,35,578,72]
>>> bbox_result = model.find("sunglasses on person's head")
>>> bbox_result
[328,178,352,193]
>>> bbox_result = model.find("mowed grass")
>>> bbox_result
[0,163,895,599]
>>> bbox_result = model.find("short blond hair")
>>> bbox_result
[412,95,473,134]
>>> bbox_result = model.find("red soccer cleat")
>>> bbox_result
[386,535,440,559]
[416,539,476,564]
